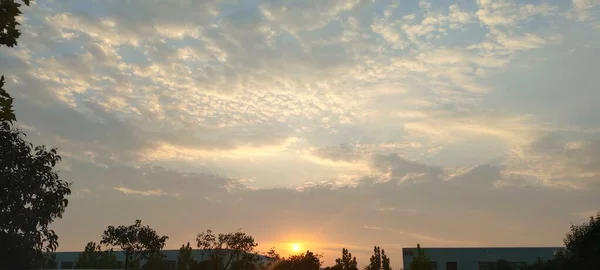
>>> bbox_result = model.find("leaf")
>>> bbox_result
[0,0,27,48]
[0,76,16,123]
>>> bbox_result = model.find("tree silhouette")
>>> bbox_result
[177,242,199,270]
[381,249,391,270]
[0,76,15,123]
[100,219,168,269]
[196,229,258,270]
[333,248,358,270]
[0,0,32,122]
[527,211,600,269]
[257,247,281,270]
[410,244,432,270]
[525,251,573,270]
[74,242,119,269]
[265,247,281,261]
[142,252,170,270]
[0,0,30,47]
[0,119,71,269]
[0,1,71,268]
[563,210,600,269]
[367,246,381,270]
[273,250,322,270]
[365,246,390,270]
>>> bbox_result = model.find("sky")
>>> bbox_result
[1,0,600,267]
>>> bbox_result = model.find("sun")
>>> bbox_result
[290,243,302,253]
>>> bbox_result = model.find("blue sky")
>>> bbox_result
[1,0,600,266]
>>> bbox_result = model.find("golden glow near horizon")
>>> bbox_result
[290,243,302,253]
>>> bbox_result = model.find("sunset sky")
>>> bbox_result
[1,0,599,267]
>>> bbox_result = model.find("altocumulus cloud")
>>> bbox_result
[1,0,600,266]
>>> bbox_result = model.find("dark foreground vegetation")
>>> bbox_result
[1,1,599,270]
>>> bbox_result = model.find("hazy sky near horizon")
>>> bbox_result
[1,0,600,266]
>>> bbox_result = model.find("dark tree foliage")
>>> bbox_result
[563,211,600,270]
[42,253,57,268]
[100,219,169,269]
[0,0,31,122]
[0,0,30,47]
[333,248,358,270]
[381,249,391,270]
[196,259,223,270]
[523,211,600,270]
[524,251,573,270]
[142,252,171,270]
[74,241,120,269]
[366,246,381,270]
[265,247,281,261]
[230,258,259,270]
[196,229,259,270]
[272,250,322,270]
[0,121,71,269]
[177,242,199,270]
[0,76,15,123]
[410,244,432,270]
[365,246,390,270]
[0,11,69,270]
[255,247,281,270]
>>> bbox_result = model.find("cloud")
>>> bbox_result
[504,132,600,188]
[312,144,366,162]
[570,0,600,22]
[475,0,558,27]
[574,209,600,219]
[389,229,486,246]
[371,154,443,183]
[260,0,362,33]
[58,159,236,198]
[113,187,180,197]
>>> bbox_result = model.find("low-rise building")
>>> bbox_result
[45,249,270,269]
[401,247,563,270]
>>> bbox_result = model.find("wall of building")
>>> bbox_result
[46,249,269,269]
[401,247,563,270]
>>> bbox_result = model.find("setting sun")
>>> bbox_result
[290,243,302,253]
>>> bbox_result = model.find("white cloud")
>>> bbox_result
[113,187,180,197]
[571,0,600,21]
[476,1,558,28]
